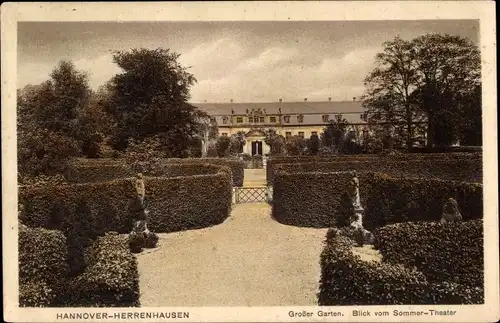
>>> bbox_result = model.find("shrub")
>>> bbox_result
[374,220,483,288]
[272,171,374,227]
[167,158,244,187]
[364,173,483,230]
[318,233,429,305]
[64,232,140,307]
[19,224,68,307]
[128,231,159,253]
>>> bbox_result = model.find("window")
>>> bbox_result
[222,133,228,137]
[222,117,228,124]
[297,114,304,123]
[298,131,305,138]
[311,131,317,136]
[270,116,277,123]
[259,117,265,123]
[237,117,243,123]
[249,117,254,123]
[322,115,330,122]
[285,132,292,137]
[284,115,291,123]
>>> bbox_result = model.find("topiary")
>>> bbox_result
[144,231,159,249]
[128,232,144,253]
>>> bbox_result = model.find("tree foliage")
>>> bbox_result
[264,129,286,156]
[104,48,202,156]
[307,133,320,155]
[320,115,350,153]
[284,135,307,156]
[362,34,481,148]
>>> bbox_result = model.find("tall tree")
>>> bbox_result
[105,48,200,156]
[228,131,246,155]
[320,114,350,153]
[264,129,285,156]
[362,34,481,148]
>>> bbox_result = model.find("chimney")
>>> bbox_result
[353,97,356,101]
[304,98,307,102]
[279,98,282,102]
[328,97,332,101]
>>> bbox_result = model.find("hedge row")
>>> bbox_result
[66,161,224,183]
[272,171,375,227]
[318,230,484,305]
[364,173,483,230]
[271,170,482,230]
[374,220,483,288]
[273,158,482,184]
[267,153,482,185]
[19,166,233,275]
[167,158,244,187]
[19,224,68,307]
[62,232,140,307]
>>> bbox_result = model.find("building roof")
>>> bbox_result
[191,100,366,125]
[191,100,364,116]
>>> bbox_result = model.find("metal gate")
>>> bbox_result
[234,186,270,203]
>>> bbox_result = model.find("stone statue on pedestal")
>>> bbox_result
[345,171,374,245]
[440,197,463,223]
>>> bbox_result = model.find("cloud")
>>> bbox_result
[74,54,122,89]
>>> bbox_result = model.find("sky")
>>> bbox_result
[17,20,479,103]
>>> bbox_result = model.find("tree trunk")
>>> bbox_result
[426,120,434,148]
[405,104,413,152]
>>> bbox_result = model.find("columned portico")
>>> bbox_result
[243,129,270,156]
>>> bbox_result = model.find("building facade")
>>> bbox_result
[192,98,369,156]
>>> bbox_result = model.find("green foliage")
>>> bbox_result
[284,135,307,156]
[364,173,482,230]
[65,232,140,307]
[362,34,481,148]
[320,115,350,153]
[228,132,246,155]
[215,136,231,157]
[167,158,245,187]
[19,224,68,307]
[104,48,202,156]
[374,220,483,288]
[264,129,286,156]
[318,233,429,305]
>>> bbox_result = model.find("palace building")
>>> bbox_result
[191,98,369,156]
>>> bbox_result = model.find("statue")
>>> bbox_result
[440,198,463,223]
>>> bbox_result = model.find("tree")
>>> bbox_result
[264,129,285,156]
[320,114,350,153]
[104,48,201,156]
[215,136,231,157]
[284,135,306,156]
[228,131,246,155]
[362,34,481,149]
[307,133,320,155]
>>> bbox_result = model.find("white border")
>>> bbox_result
[2,2,498,322]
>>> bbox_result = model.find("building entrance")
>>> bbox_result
[251,141,263,156]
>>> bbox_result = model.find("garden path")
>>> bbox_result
[136,202,328,306]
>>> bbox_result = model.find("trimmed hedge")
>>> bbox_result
[19,167,233,274]
[272,171,375,227]
[318,231,429,305]
[267,153,482,185]
[318,230,484,305]
[19,224,68,307]
[274,158,482,184]
[63,232,140,307]
[374,220,484,288]
[364,173,483,230]
[168,158,245,187]
[66,161,224,183]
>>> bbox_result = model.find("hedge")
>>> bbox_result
[19,224,68,307]
[374,220,483,288]
[267,153,482,185]
[167,158,244,187]
[318,229,484,305]
[272,171,375,227]
[19,167,233,274]
[364,173,483,230]
[274,158,482,184]
[66,161,224,183]
[62,232,140,307]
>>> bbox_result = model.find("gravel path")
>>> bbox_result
[136,203,328,306]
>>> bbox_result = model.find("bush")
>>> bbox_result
[318,230,483,305]
[64,232,140,307]
[374,220,483,288]
[128,231,159,253]
[272,171,374,227]
[318,233,429,305]
[266,153,482,185]
[364,173,482,230]
[19,224,68,307]
[167,158,244,187]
